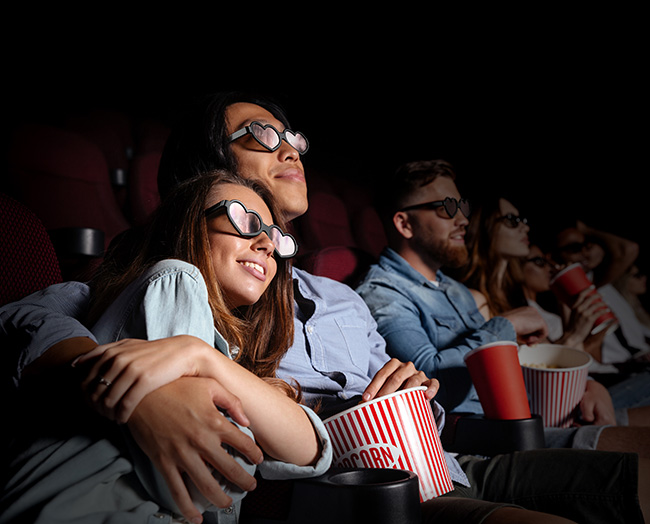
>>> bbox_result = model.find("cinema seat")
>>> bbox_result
[0,192,62,305]
[295,246,375,288]
[292,192,356,252]
[128,151,162,226]
[7,124,131,279]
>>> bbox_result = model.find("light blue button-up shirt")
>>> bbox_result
[280,267,469,486]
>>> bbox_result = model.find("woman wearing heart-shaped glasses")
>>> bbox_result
[22,170,330,522]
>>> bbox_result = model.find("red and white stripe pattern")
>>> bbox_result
[324,387,453,501]
[522,366,589,428]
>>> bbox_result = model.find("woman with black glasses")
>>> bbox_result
[456,194,650,427]
[455,195,535,321]
[518,244,605,354]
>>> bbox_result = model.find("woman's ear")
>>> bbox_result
[393,211,414,239]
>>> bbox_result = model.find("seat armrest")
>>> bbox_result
[48,227,105,258]
[240,467,422,524]
[441,413,546,456]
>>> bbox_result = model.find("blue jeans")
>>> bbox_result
[606,370,650,410]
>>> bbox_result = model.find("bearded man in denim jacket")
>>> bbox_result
[356,159,650,455]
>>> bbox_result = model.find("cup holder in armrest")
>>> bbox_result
[240,467,422,524]
[441,413,546,456]
[328,467,414,485]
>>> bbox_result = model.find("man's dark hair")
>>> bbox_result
[157,91,291,199]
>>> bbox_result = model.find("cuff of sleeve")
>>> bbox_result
[484,316,517,342]
[432,400,446,433]
[258,404,333,480]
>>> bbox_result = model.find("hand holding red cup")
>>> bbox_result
[549,263,618,335]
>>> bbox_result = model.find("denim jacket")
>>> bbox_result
[356,248,517,414]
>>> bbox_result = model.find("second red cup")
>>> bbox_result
[550,263,618,335]
[464,341,532,420]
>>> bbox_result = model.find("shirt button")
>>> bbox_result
[306,325,314,334]
[224,506,234,514]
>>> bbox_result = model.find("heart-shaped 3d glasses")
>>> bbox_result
[228,121,309,155]
[205,199,298,258]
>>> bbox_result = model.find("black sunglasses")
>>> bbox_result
[204,199,298,258]
[525,256,552,268]
[400,197,471,219]
[497,213,528,229]
[228,121,309,155]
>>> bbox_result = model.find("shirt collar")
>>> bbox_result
[380,247,450,291]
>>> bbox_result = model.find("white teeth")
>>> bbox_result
[241,261,265,274]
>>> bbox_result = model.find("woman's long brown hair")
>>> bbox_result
[87,170,297,398]
[458,197,526,316]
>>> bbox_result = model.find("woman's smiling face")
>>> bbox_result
[205,183,278,308]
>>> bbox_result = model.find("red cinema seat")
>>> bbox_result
[8,124,131,250]
[293,192,356,252]
[0,192,62,305]
[296,246,375,288]
[128,151,162,226]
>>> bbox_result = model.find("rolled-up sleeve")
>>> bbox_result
[0,282,94,385]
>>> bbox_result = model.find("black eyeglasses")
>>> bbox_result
[525,256,552,268]
[498,213,528,229]
[228,121,309,155]
[204,199,298,258]
[400,197,471,219]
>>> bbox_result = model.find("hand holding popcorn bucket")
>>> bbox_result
[323,386,453,502]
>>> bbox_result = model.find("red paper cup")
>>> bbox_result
[550,263,618,335]
[323,386,453,501]
[463,341,532,420]
[519,344,592,427]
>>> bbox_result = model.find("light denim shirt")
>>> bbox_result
[356,248,517,415]
[1,260,332,524]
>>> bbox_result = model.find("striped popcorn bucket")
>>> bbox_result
[323,386,453,501]
[519,344,592,428]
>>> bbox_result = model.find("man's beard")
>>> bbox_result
[438,243,469,268]
[419,235,469,269]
